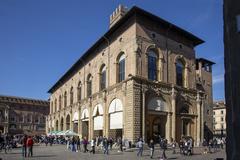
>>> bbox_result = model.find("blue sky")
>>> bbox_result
[0,0,224,101]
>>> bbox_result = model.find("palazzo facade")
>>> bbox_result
[47,5,214,146]
[0,95,49,135]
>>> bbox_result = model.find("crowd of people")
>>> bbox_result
[0,132,226,159]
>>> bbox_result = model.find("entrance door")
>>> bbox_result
[82,121,89,138]
[73,122,78,133]
[182,119,190,136]
[148,116,166,142]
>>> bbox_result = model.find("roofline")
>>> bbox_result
[48,5,205,93]
[0,94,49,104]
[196,58,216,65]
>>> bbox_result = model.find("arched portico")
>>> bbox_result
[145,94,170,142]
[92,104,104,137]
[108,98,123,139]
[72,111,79,133]
[81,108,89,138]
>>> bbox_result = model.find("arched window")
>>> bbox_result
[59,95,62,110]
[117,53,125,82]
[64,91,67,108]
[87,74,92,97]
[176,59,185,86]
[77,81,82,101]
[70,87,74,105]
[54,99,57,113]
[148,50,158,80]
[100,65,106,90]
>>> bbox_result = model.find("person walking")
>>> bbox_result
[172,140,176,154]
[76,137,81,152]
[179,138,184,154]
[202,139,208,154]
[160,138,167,160]
[103,137,109,155]
[137,138,143,157]
[149,139,154,159]
[109,137,113,150]
[117,137,123,152]
[21,135,27,157]
[90,138,95,154]
[71,137,76,152]
[26,136,34,157]
[83,137,88,153]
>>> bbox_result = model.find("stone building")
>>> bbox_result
[0,95,49,135]
[213,101,226,137]
[47,5,214,145]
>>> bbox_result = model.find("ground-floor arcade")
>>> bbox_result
[47,79,205,146]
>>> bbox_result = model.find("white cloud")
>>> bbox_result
[213,74,224,84]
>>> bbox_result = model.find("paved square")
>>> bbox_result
[0,144,226,160]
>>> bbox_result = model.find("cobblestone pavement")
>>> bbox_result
[0,144,226,160]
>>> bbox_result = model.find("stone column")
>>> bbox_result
[171,86,177,140]
[78,106,82,137]
[88,100,93,140]
[201,100,205,142]
[184,65,189,88]
[70,110,73,131]
[165,112,171,142]
[103,91,108,137]
[196,92,201,146]
[50,102,52,114]
[142,89,146,141]
[133,48,138,76]
[63,113,66,131]
[159,57,164,81]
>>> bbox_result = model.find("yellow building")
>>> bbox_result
[213,101,226,137]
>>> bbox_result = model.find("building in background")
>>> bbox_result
[0,95,49,135]
[213,101,226,138]
[47,5,214,145]
[196,58,215,141]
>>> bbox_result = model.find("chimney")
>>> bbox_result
[109,5,128,28]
